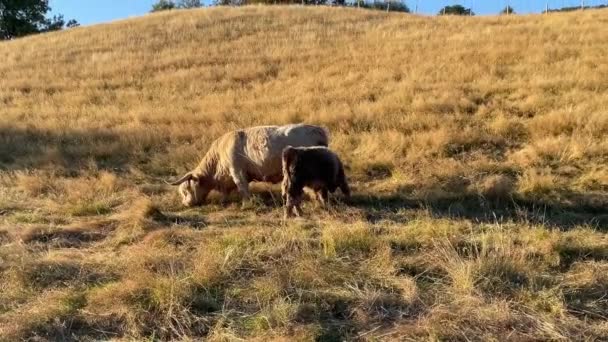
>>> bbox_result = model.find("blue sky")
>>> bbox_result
[50,0,601,26]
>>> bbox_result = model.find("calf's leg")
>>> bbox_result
[284,200,302,219]
[284,192,304,219]
[316,187,329,207]
[284,204,293,219]
[293,204,303,217]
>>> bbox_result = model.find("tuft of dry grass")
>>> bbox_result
[1,5,608,341]
[475,174,516,201]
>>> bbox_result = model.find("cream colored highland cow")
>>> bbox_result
[168,124,329,207]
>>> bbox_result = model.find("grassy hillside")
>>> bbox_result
[1,6,607,341]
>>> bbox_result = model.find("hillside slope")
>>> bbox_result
[1,6,607,205]
[1,6,607,341]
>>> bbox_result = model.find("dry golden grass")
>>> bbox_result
[1,5,608,341]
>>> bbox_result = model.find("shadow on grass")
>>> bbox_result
[564,282,608,321]
[555,242,608,269]
[0,125,147,172]
[182,185,607,232]
[155,211,209,229]
[348,191,608,231]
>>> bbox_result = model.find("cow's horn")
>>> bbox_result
[166,172,193,186]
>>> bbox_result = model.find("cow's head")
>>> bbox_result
[168,172,211,207]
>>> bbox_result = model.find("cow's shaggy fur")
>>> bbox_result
[281,145,350,218]
[169,124,329,207]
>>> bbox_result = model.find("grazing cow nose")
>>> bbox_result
[183,198,194,207]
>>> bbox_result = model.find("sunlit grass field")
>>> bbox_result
[1,6,607,340]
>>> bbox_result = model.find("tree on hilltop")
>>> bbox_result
[151,0,177,12]
[438,4,474,15]
[500,5,515,14]
[351,0,410,12]
[0,0,79,40]
[151,0,204,11]
[179,0,203,8]
[547,4,607,12]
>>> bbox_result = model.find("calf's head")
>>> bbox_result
[168,172,211,207]
[281,174,304,219]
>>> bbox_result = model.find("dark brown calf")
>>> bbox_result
[281,146,350,218]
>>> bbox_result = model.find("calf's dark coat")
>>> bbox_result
[281,146,350,218]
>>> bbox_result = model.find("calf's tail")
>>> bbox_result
[337,161,351,199]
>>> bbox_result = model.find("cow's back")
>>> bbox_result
[239,124,329,181]
[278,124,329,147]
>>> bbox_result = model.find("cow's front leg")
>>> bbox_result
[220,190,232,206]
[229,168,251,208]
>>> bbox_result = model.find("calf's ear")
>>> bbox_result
[282,145,297,162]
[282,145,294,154]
